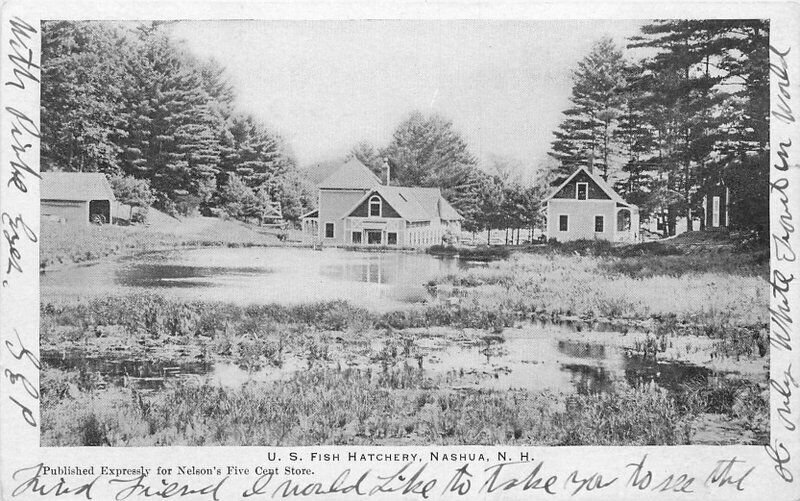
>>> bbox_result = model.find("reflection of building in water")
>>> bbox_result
[326,255,405,284]
[361,257,393,284]
[302,158,463,248]
[562,363,614,395]
[557,340,607,359]
[623,358,711,395]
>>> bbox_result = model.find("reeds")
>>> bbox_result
[41,365,701,447]
[432,253,767,331]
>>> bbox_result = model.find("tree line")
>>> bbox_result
[548,20,769,236]
[41,21,314,222]
[43,20,767,239]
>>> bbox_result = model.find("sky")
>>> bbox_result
[170,19,645,178]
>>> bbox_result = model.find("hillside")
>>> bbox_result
[41,210,278,270]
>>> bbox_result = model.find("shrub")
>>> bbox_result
[428,245,510,261]
[460,246,511,261]
[552,384,692,445]
[427,244,458,255]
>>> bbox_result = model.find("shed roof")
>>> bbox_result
[41,172,116,201]
[318,158,382,190]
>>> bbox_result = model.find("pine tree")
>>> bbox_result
[41,21,129,174]
[347,141,384,180]
[41,21,313,221]
[548,37,629,183]
[218,114,299,221]
[694,20,769,233]
[629,19,766,234]
[119,27,229,212]
[382,111,482,228]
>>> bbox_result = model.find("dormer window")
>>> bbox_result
[369,195,382,217]
[576,182,588,200]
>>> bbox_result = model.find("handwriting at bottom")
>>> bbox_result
[11,457,759,500]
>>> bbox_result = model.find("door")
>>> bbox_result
[89,199,110,224]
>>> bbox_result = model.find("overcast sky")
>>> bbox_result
[170,20,645,176]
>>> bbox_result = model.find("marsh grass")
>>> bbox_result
[676,376,769,439]
[433,253,767,329]
[41,293,521,353]
[599,250,768,279]
[41,365,696,446]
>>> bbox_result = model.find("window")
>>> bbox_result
[617,209,631,232]
[559,215,568,232]
[576,183,588,200]
[594,215,604,232]
[387,232,397,245]
[352,231,362,244]
[369,195,382,217]
[325,222,334,238]
[712,196,720,227]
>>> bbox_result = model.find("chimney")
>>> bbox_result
[587,151,594,174]
[383,157,390,185]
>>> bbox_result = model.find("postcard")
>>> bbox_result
[1,1,798,499]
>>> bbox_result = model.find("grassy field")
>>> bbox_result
[39,232,769,446]
[40,215,278,270]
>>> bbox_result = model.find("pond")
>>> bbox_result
[42,324,712,398]
[41,247,478,310]
[41,246,723,414]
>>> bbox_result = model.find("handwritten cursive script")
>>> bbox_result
[5,16,39,90]
[2,212,37,283]
[12,464,100,500]
[765,42,797,485]
[10,457,758,500]
[5,105,41,194]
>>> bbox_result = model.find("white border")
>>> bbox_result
[1,2,799,500]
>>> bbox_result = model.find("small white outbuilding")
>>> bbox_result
[543,167,639,243]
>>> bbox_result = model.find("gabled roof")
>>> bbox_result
[346,185,463,222]
[318,158,381,190]
[543,167,635,208]
[402,187,463,221]
[302,159,345,185]
[41,172,116,201]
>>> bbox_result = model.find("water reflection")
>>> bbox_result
[623,358,710,394]
[116,264,270,288]
[561,363,614,394]
[42,248,471,310]
[42,353,214,390]
[320,252,463,285]
[557,340,607,360]
[43,331,714,398]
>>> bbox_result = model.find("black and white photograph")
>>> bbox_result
[35,17,772,448]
